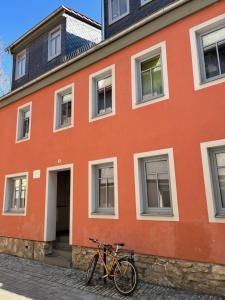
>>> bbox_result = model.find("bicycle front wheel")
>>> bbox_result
[113,259,138,296]
[85,254,99,285]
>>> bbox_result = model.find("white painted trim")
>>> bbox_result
[131,41,169,109]
[88,157,119,219]
[89,65,116,122]
[15,49,26,80]
[15,101,32,144]
[189,13,225,91]
[200,139,225,223]
[48,25,62,62]
[108,0,130,25]
[44,164,74,244]
[134,148,179,221]
[2,172,29,216]
[53,83,74,132]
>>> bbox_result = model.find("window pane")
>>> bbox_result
[120,0,128,15]
[141,70,151,98]
[97,89,105,114]
[97,77,112,90]
[218,42,225,74]
[146,160,168,174]
[141,57,160,71]
[216,152,225,167]
[204,46,220,79]
[107,181,114,208]
[22,110,30,138]
[99,180,107,209]
[146,174,158,208]
[105,86,112,112]
[202,27,225,48]
[111,0,119,20]
[218,168,225,208]
[152,66,163,96]
[158,174,171,208]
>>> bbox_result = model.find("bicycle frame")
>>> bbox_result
[94,247,122,278]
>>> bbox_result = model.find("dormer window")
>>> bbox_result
[15,50,26,80]
[108,0,129,24]
[48,25,61,61]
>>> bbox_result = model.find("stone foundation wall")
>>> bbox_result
[72,245,225,297]
[0,236,52,261]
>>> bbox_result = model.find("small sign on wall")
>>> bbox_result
[33,170,41,179]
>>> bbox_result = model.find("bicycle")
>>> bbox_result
[85,238,138,296]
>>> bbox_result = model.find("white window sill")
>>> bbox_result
[16,137,30,144]
[53,124,74,133]
[132,94,169,109]
[89,111,115,123]
[136,214,179,221]
[195,75,225,91]
[89,213,118,220]
[3,211,26,216]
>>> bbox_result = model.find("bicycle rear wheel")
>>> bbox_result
[86,254,99,285]
[113,259,138,296]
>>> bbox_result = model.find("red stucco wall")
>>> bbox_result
[0,1,224,265]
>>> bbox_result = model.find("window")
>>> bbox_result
[54,84,74,132]
[201,27,225,81]
[16,103,32,142]
[108,0,129,24]
[201,139,225,223]
[48,25,61,61]
[89,65,115,122]
[141,156,172,215]
[140,56,163,101]
[89,157,118,219]
[190,13,225,90]
[209,147,225,217]
[3,173,28,215]
[134,148,179,221]
[131,42,169,109]
[15,50,26,80]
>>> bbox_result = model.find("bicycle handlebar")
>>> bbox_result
[89,238,125,251]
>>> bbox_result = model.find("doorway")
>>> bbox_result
[45,164,73,244]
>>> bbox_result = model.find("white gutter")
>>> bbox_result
[1,0,191,101]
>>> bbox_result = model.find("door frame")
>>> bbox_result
[44,164,74,244]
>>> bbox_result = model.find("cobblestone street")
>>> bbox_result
[0,254,223,300]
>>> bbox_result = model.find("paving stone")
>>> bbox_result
[0,254,223,300]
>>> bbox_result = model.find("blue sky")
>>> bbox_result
[0,0,101,76]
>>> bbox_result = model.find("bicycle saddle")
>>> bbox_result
[114,243,125,247]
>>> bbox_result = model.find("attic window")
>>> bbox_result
[48,25,61,61]
[15,50,26,80]
[108,0,129,24]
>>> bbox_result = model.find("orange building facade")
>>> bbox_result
[0,0,225,296]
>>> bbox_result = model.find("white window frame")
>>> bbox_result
[15,49,26,80]
[2,172,29,216]
[190,13,225,91]
[48,25,62,61]
[134,148,179,221]
[108,0,130,25]
[140,0,153,6]
[131,41,169,109]
[53,83,74,132]
[16,102,32,143]
[201,138,225,223]
[88,157,119,219]
[89,65,116,122]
